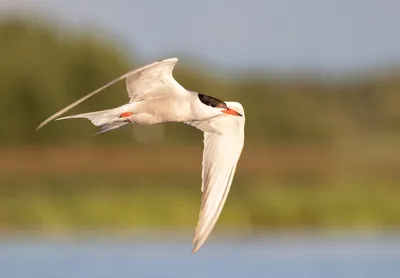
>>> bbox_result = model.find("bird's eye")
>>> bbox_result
[216,103,227,109]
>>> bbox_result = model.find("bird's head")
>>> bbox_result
[197,94,242,117]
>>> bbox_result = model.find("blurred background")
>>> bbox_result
[1,0,400,277]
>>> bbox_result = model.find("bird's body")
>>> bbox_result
[111,91,223,124]
[37,58,245,253]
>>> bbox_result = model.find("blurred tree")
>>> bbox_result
[0,17,399,147]
[0,18,136,145]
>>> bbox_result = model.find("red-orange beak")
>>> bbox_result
[222,108,242,116]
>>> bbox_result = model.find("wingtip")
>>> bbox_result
[191,245,199,254]
[35,123,45,131]
[191,237,204,254]
[162,57,178,63]
[36,118,57,131]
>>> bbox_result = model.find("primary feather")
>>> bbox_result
[191,102,245,253]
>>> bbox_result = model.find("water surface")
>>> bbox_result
[1,233,399,278]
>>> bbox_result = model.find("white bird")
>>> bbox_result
[37,57,245,253]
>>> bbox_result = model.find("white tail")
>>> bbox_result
[56,109,130,134]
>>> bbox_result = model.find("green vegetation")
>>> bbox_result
[0,18,399,147]
[1,175,399,231]
[0,17,399,233]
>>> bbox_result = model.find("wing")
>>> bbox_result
[36,57,185,130]
[192,102,245,253]
[126,57,186,103]
[184,120,223,135]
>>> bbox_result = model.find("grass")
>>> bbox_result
[0,145,399,234]
[1,173,400,233]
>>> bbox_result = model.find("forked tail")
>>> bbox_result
[94,122,129,135]
[56,109,130,135]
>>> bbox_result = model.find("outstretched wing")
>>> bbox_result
[36,57,186,130]
[192,102,245,253]
[126,57,186,102]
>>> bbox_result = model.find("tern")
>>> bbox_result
[37,58,245,253]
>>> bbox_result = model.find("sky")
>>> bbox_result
[1,0,400,73]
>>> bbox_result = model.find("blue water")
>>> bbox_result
[1,234,400,278]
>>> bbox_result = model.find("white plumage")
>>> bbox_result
[37,58,245,253]
[191,101,245,253]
